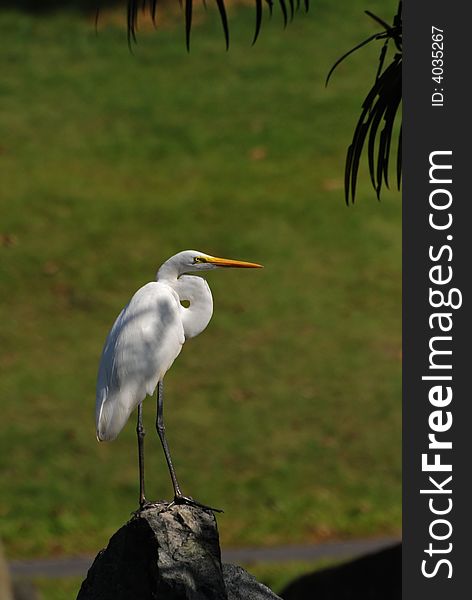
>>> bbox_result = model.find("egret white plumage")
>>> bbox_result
[96,250,262,511]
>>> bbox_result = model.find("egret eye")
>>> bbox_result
[193,256,206,264]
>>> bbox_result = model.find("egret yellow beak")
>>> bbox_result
[206,256,263,269]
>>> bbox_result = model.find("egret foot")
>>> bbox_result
[170,494,223,513]
[132,500,167,517]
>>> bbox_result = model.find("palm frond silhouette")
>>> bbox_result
[126,0,308,49]
[124,1,402,203]
[327,2,402,204]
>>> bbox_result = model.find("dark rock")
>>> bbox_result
[77,503,281,600]
[222,564,282,600]
[77,503,227,600]
[280,542,401,600]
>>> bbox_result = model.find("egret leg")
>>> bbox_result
[156,380,183,497]
[137,402,147,508]
[156,381,223,513]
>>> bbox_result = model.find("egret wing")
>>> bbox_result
[96,282,184,441]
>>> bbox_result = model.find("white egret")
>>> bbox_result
[96,250,262,511]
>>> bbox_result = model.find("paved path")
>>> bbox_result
[9,537,400,579]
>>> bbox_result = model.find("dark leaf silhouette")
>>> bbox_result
[328,1,402,203]
[125,0,307,48]
[104,1,403,203]
[185,0,192,50]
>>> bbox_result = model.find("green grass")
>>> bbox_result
[244,558,341,593]
[34,578,83,600]
[0,0,401,566]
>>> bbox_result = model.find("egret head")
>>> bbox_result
[157,250,263,280]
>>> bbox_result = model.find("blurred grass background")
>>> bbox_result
[0,0,401,596]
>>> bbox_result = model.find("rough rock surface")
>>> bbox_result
[222,564,281,600]
[77,503,280,600]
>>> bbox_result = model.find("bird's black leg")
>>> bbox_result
[156,380,183,497]
[137,402,147,509]
[156,380,223,513]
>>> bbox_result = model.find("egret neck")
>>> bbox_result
[157,260,213,340]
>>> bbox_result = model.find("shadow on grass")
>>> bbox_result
[281,543,401,600]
